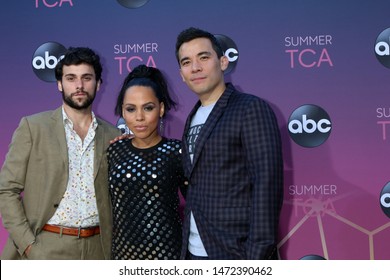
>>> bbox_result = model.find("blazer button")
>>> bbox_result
[54,204,59,208]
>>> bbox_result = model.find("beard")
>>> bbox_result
[62,88,96,110]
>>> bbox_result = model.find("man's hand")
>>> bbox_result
[110,134,134,144]
[24,244,32,257]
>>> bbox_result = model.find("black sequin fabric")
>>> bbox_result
[108,137,187,260]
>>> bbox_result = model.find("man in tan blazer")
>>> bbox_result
[0,47,121,259]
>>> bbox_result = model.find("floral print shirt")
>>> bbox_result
[47,107,99,227]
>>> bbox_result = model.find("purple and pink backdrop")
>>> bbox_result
[1,0,389,259]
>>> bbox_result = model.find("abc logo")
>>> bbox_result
[32,42,67,82]
[375,28,390,68]
[117,0,149,9]
[214,34,239,74]
[380,182,390,218]
[288,104,332,148]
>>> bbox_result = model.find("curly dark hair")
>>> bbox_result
[55,47,103,83]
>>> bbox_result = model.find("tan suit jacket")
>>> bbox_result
[0,107,121,259]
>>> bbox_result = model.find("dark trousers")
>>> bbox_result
[186,251,209,260]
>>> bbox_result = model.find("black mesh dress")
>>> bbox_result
[108,137,187,260]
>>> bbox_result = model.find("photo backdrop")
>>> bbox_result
[1,0,389,260]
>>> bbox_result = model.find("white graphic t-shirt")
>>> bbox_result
[187,102,215,257]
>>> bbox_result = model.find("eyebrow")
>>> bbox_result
[179,51,212,64]
[64,73,94,78]
[123,102,156,107]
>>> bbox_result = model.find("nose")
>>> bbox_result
[191,60,202,72]
[75,78,84,91]
[135,109,144,121]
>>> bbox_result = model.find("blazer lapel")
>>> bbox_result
[182,101,200,176]
[187,85,233,177]
[52,107,69,169]
[94,119,104,180]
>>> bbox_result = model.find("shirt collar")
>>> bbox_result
[62,106,98,131]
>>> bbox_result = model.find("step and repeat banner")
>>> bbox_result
[0,0,390,260]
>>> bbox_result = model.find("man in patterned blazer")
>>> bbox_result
[175,27,284,259]
[0,47,121,259]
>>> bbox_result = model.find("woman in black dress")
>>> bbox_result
[108,65,187,260]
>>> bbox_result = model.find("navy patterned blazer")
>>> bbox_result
[180,83,284,260]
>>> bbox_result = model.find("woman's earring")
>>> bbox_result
[159,118,164,135]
